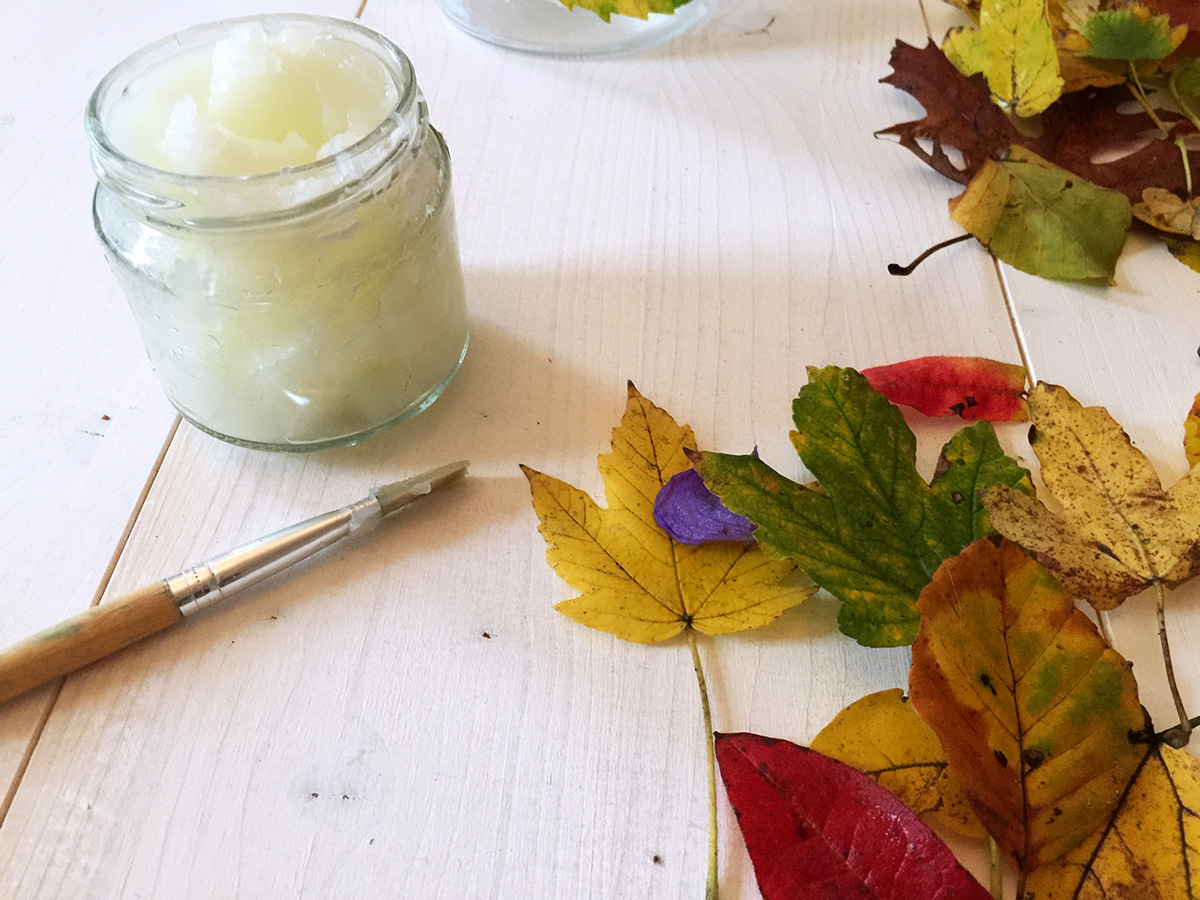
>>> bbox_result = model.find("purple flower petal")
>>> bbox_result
[654,467,756,545]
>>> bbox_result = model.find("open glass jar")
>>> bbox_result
[437,0,710,57]
[86,15,469,452]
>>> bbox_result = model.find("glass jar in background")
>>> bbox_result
[437,0,710,57]
[86,15,469,452]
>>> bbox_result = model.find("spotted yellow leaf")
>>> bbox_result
[983,382,1200,609]
[1026,742,1200,898]
[523,384,810,643]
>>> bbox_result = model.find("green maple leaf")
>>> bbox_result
[950,147,1132,284]
[693,366,1033,648]
[1080,9,1174,60]
[561,0,691,22]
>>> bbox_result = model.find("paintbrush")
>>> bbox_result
[0,461,468,706]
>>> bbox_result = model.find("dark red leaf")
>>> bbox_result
[715,732,992,900]
[881,40,1196,202]
[861,356,1028,421]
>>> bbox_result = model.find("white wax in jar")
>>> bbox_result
[106,24,398,175]
[94,19,469,449]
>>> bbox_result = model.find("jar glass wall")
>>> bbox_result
[87,15,469,452]
[437,0,710,57]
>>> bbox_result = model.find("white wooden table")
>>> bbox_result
[2,0,1197,897]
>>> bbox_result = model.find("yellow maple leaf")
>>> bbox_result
[523,383,810,643]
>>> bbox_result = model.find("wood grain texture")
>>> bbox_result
[15,0,1197,899]
[0,0,1018,897]
[0,581,181,706]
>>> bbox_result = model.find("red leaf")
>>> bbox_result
[861,356,1028,421]
[715,732,992,900]
[881,40,1196,202]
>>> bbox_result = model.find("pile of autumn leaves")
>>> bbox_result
[885,0,1200,281]
[523,358,1200,899]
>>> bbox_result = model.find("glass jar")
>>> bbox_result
[86,15,469,452]
[437,0,710,57]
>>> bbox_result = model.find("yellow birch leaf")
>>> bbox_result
[810,688,986,838]
[983,382,1200,609]
[943,0,1064,117]
[523,383,811,643]
[1186,391,1200,468]
[1025,742,1200,898]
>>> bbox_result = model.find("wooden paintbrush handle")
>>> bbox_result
[0,581,182,705]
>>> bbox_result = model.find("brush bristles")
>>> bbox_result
[374,461,469,516]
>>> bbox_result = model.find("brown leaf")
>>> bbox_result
[881,40,1196,202]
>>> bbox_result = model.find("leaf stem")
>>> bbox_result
[1177,136,1194,196]
[1154,580,1192,746]
[687,628,720,900]
[988,837,1003,900]
[1127,63,1171,137]
[888,233,974,276]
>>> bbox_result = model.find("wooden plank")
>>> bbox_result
[0,0,365,822]
[0,0,1023,897]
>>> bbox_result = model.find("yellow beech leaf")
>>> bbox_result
[1187,391,1200,468]
[810,688,985,838]
[909,536,1145,872]
[983,382,1200,609]
[1025,743,1200,898]
[523,383,811,643]
[943,0,1063,117]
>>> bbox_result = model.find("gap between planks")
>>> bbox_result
[0,416,182,828]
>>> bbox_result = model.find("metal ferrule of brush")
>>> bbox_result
[166,496,383,617]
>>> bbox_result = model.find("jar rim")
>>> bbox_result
[85,14,424,224]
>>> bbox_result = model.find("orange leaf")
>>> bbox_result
[909,536,1145,872]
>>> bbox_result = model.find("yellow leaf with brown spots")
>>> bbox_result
[810,688,985,838]
[1025,742,1200,898]
[523,384,810,643]
[982,382,1200,609]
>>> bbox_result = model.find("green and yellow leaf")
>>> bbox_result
[694,366,1032,647]
[1077,7,1179,60]
[810,688,985,837]
[950,147,1132,284]
[523,383,810,643]
[909,536,1146,870]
